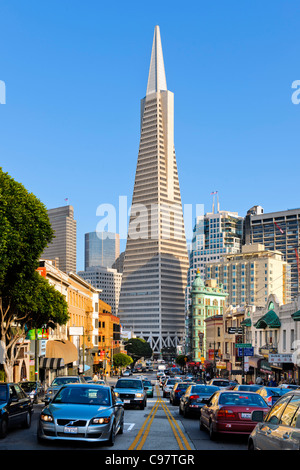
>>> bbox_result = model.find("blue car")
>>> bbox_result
[256,386,291,407]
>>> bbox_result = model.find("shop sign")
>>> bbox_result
[269,354,293,363]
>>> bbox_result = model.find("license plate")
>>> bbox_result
[64,427,78,434]
[123,400,130,403]
[241,413,251,419]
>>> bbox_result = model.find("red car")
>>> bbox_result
[199,390,269,440]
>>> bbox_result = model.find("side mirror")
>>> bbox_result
[251,410,265,422]
[44,398,51,405]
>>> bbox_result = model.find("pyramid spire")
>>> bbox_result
[146,25,167,95]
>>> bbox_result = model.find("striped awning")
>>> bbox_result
[39,357,65,369]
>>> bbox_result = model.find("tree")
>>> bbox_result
[0,168,69,381]
[112,353,133,370]
[124,338,152,365]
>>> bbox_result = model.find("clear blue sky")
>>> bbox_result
[1,0,299,270]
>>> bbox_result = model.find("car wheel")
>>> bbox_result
[107,422,116,446]
[118,415,124,435]
[248,438,255,451]
[209,421,216,441]
[0,418,8,438]
[23,411,31,429]
[199,417,205,431]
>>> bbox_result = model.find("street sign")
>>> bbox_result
[235,343,252,348]
[228,327,243,334]
[238,347,254,357]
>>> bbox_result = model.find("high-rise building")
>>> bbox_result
[244,206,300,299]
[206,243,291,307]
[78,266,122,317]
[185,209,243,311]
[118,26,189,355]
[41,205,76,273]
[84,231,120,270]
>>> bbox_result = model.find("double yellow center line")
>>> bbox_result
[128,385,192,451]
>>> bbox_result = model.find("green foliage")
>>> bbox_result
[0,168,54,297]
[124,338,152,362]
[113,353,133,369]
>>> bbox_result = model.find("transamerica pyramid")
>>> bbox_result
[118,26,189,357]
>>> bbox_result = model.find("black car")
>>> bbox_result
[170,382,195,405]
[0,382,33,438]
[19,381,45,404]
[179,384,220,417]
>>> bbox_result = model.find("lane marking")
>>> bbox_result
[127,384,192,451]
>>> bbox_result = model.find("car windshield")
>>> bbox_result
[0,385,8,402]
[166,379,177,385]
[212,380,229,386]
[51,377,79,386]
[219,392,267,407]
[143,381,152,386]
[237,385,260,392]
[176,383,190,391]
[116,380,143,389]
[20,382,37,392]
[191,385,219,394]
[53,386,110,405]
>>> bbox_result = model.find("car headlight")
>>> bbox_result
[40,413,54,423]
[135,393,144,398]
[92,417,111,424]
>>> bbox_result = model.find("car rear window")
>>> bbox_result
[176,383,190,390]
[219,392,267,407]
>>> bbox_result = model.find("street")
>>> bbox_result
[0,373,248,452]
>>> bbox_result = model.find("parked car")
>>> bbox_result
[37,383,124,446]
[113,378,147,409]
[163,378,179,398]
[248,390,300,450]
[0,382,33,438]
[207,379,230,389]
[170,382,195,405]
[256,386,290,407]
[142,379,154,398]
[179,384,220,417]
[200,390,269,440]
[44,375,86,402]
[233,384,262,393]
[19,381,45,404]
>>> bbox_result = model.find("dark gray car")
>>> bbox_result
[248,390,300,450]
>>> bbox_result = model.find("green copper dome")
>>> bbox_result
[192,270,205,288]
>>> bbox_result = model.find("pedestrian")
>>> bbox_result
[256,376,263,385]
[93,373,98,382]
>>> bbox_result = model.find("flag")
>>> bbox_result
[210,191,218,195]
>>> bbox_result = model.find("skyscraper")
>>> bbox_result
[41,205,76,273]
[118,26,189,356]
[244,206,300,299]
[84,231,120,270]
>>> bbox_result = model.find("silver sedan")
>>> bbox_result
[37,383,124,446]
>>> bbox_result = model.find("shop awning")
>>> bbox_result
[241,318,251,327]
[45,339,78,365]
[292,310,300,321]
[39,357,64,369]
[254,310,281,329]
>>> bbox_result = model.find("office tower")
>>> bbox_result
[85,231,120,269]
[118,26,189,355]
[244,206,300,299]
[78,266,122,316]
[185,209,243,311]
[41,205,76,273]
[206,243,291,307]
